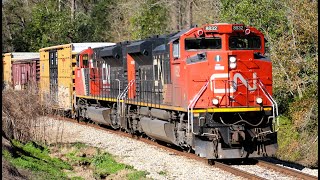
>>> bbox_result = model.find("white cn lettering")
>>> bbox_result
[210,72,257,93]
[233,72,257,91]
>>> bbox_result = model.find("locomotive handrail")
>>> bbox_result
[118,80,135,117]
[187,81,209,135]
[115,79,121,115]
[117,80,132,107]
[258,80,279,131]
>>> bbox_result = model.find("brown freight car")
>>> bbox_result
[2,52,40,90]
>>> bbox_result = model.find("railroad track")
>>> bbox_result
[255,159,317,180]
[212,161,266,180]
[53,115,317,180]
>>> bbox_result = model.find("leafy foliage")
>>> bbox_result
[88,0,115,41]
[26,1,73,51]
[129,0,169,40]
[220,0,288,42]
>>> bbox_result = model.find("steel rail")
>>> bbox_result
[213,161,266,180]
[256,160,317,180]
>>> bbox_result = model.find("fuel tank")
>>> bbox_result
[86,107,112,125]
[140,117,176,144]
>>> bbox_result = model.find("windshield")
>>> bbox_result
[229,36,261,50]
[185,38,221,50]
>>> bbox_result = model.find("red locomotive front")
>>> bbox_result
[171,23,273,109]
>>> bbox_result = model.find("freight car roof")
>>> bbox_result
[72,43,115,53]
[39,42,115,53]
[3,52,39,61]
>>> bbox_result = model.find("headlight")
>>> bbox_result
[212,98,219,105]
[256,97,263,104]
[229,56,237,69]
[229,62,237,69]
[229,56,236,63]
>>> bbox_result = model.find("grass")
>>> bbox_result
[92,152,129,177]
[3,140,150,179]
[72,142,88,149]
[127,170,149,180]
[64,142,150,179]
[3,140,72,179]
[65,150,91,166]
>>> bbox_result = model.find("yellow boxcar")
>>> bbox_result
[39,43,115,113]
[2,52,39,89]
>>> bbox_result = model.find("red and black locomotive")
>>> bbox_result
[74,23,278,159]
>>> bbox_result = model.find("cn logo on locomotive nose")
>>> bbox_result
[209,73,257,93]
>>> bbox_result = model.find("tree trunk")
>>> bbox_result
[185,0,193,28]
[71,0,75,20]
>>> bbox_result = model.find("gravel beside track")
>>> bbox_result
[37,117,243,180]
[274,163,318,177]
[36,117,318,180]
[231,165,297,180]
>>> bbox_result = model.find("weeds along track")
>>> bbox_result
[52,115,317,180]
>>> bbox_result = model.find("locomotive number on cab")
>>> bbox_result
[205,26,218,31]
[232,25,244,31]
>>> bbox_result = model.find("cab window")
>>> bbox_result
[173,39,180,59]
[185,38,222,50]
[229,36,261,50]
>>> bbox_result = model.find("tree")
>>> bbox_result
[129,0,169,40]
[2,0,32,52]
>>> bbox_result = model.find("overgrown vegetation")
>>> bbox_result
[2,0,318,167]
[2,140,149,180]
[2,141,72,179]
[2,87,55,143]
[2,87,149,179]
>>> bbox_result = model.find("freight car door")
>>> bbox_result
[49,50,58,103]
